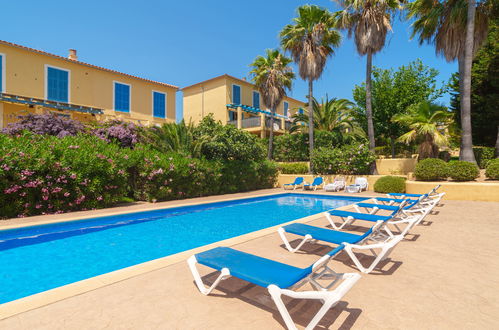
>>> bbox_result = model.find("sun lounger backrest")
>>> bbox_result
[312,177,323,185]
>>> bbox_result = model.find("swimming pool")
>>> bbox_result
[0,193,364,304]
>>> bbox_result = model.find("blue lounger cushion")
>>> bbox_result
[372,197,417,203]
[283,223,372,244]
[387,193,427,198]
[284,177,304,186]
[328,210,391,222]
[356,202,416,211]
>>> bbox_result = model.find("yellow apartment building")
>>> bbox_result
[182,74,305,137]
[0,40,177,128]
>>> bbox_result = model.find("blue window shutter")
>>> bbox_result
[114,83,130,112]
[284,102,289,117]
[153,92,166,118]
[232,85,241,104]
[298,108,304,115]
[47,67,69,102]
[253,91,260,108]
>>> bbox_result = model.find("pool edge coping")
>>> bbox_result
[0,191,375,320]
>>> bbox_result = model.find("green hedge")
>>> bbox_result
[311,142,375,175]
[485,159,499,180]
[0,133,278,218]
[373,176,406,193]
[448,161,479,181]
[414,158,449,181]
[473,146,495,169]
[277,162,309,174]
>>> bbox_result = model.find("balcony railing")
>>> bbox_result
[285,120,292,130]
[227,120,237,126]
[241,116,261,128]
[265,117,282,130]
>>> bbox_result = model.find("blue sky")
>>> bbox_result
[1,0,456,120]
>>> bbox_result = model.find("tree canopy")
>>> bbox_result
[450,17,499,147]
[352,59,448,157]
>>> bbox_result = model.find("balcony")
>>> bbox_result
[242,116,261,128]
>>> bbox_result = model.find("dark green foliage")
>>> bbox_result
[373,176,406,193]
[277,162,309,174]
[414,158,449,181]
[438,150,451,162]
[273,131,351,162]
[352,59,448,157]
[448,161,479,181]
[311,142,375,175]
[450,18,499,147]
[473,147,496,169]
[0,117,278,218]
[485,159,499,180]
[195,115,266,161]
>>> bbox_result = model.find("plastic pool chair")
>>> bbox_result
[324,177,346,192]
[283,177,304,190]
[278,220,404,274]
[188,246,360,330]
[303,177,324,191]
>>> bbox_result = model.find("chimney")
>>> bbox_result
[68,49,78,61]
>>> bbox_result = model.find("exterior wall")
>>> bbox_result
[0,43,176,128]
[406,181,499,202]
[375,158,418,175]
[182,75,306,127]
[182,78,227,124]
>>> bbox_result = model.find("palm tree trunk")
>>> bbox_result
[366,51,377,174]
[268,110,275,160]
[308,79,314,173]
[459,0,477,164]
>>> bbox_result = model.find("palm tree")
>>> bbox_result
[249,49,295,160]
[407,0,491,163]
[280,5,341,168]
[290,96,365,141]
[392,101,453,159]
[334,0,403,172]
[142,121,205,157]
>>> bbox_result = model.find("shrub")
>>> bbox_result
[0,133,131,218]
[277,162,308,174]
[1,113,85,137]
[485,159,499,180]
[414,158,449,181]
[195,116,265,161]
[438,150,451,162]
[473,146,495,168]
[448,161,479,181]
[311,142,375,175]
[273,131,348,162]
[93,120,139,148]
[373,176,406,193]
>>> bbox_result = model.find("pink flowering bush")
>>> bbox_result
[311,142,375,175]
[0,133,130,218]
[2,113,85,137]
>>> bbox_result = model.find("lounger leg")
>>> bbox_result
[187,256,231,295]
[324,213,354,230]
[269,273,361,330]
[278,228,312,253]
[343,237,403,273]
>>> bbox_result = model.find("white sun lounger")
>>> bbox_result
[188,246,360,330]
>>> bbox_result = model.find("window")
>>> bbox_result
[252,91,260,108]
[0,53,4,92]
[283,101,289,117]
[114,82,130,112]
[229,111,237,121]
[232,84,241,104]
[153,91,166,118]
[298,108,304,115]
[46,66,69,102]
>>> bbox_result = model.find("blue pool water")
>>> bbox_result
[0,193,364,304]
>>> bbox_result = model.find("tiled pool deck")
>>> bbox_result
[1,189,498,329]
